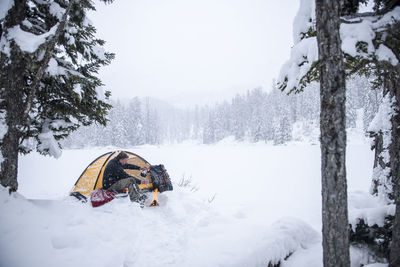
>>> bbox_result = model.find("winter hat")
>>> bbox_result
[116,151,129,160]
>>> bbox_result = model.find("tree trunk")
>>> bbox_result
[389,66,400,267]
[0,0,28,192]
[0,125,21,192]
[0,49,27,192]
[315,1,350,267]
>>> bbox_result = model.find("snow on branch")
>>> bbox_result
[6,24,58,53]
[37,121,62,158]
[278,5,400,94]
[292,0,315,45]
[349,191,395,230]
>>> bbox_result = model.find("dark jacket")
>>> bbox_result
[102,158,141,190]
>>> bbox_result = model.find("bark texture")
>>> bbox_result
[0,0,28,192]
[315,1,350,266]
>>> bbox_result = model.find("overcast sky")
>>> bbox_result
[90,0,299,108]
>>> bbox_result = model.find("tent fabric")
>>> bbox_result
[71,151,152,198]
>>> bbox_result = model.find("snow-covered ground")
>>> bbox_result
[1,137,377,267]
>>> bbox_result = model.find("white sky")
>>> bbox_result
[90,0,299,108]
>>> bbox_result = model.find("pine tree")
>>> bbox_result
[248,88,266,142]
[0,0,114,191]
[126,97,145,146]
[111,101,129,147]
[278,0,400,263]
[203,111,216,144]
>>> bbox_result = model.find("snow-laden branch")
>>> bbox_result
[278,5,400,93]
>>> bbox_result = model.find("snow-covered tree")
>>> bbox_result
[231,94,247,141]
[126,97,145,146]
[0,0,114,191]
[278,0,400,264]
[143,98,161,145]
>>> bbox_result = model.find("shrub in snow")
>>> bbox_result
[349,191,396,264]
[350,216,394,261]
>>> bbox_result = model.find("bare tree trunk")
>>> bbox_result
[315,1,350,266]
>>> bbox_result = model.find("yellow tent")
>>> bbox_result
[70,150,154,201]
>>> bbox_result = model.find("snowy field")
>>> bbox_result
[1,137,376,267]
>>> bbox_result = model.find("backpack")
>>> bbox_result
[149,165,173,193]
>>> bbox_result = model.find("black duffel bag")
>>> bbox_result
[149,164,173,193]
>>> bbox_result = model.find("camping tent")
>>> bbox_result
[70,150,154,200]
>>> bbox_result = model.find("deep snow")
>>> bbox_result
[1,137,381,267]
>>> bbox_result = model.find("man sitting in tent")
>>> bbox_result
[103,151,148,203]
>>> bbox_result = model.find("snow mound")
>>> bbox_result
[0,185,319,267]
[233,218,319,267]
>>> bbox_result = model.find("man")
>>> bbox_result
[103,151,148,203]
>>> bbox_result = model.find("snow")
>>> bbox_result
[21,19,33,28]
[279,5,400,93]
[50,119,74,130]
[0,0,14,21]
[92,45,107,61]
[349,190,395,229]
[292,120,319,143]
[96,86,107,101]
[292,0,315,45]
[1,138,376,266]
[367,94,396,203]
[368,93,396,139]
[73,84,82,96]
[278,37,318,91]
[0,34,11,57]
[281,190,394,267]
[6,24,58,53]
[49,2,65,20]
[37,123,62,158]
[46,58,66,76]
[0,183,318,267]
[375,44,399,66]
[340,20,375,57]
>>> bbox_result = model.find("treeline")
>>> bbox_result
[63,75,381,148]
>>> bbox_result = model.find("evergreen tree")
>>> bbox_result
[248,88,266,142]
[203,111,216,144]
[0,0,114,191]
[143,98,161,145]
[231,94,247,141]
[126,97,145,146]
[111,101,129,147]
[278,0,400,264]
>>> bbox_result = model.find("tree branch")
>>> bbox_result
[22,0,74,123]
